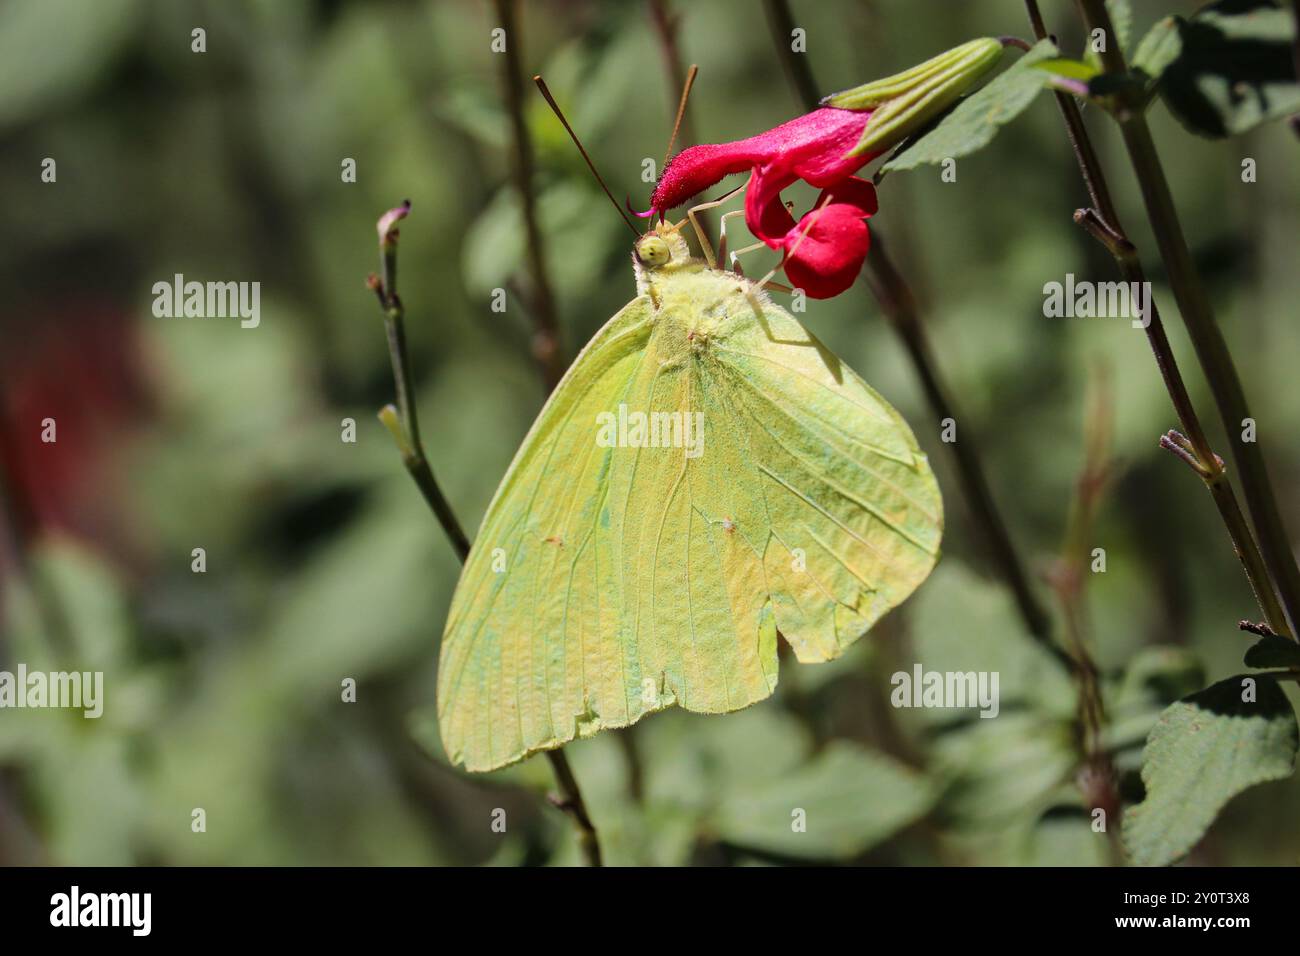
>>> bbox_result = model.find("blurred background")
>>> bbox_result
[1,0,1297,866]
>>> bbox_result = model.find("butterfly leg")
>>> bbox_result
[729,242,793,294]
[716,209,747,268]
[728,240,767,276]
[682,181,747,269]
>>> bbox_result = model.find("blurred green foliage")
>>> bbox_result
[2,0,1299,866]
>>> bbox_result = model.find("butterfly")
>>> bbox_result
[438,211,943,772]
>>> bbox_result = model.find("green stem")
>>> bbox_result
[1074,0,1300,639]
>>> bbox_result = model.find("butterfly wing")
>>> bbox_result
[697,293,943,665]
[439,295,660,772]
[439,276,942,772]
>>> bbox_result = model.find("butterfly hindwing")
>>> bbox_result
[707,294,943,660]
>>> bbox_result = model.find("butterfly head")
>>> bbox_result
[634,221,691,268]
[633,221,695,297]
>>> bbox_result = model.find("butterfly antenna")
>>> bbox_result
[661,63,698,175]
[533,74,639,236]
[754,193,834,295]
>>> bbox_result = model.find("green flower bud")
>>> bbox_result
[824,38,1005,157]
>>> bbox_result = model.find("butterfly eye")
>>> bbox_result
[635,236,671,267]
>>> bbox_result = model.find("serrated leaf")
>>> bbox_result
[710,742,934,859]
[882,39,1057,172]
[1244,634,1300,669]
[1123,675,1298,866]
[1157,0,1300,138]
[1131,16,1184,82]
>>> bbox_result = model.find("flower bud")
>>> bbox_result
[824,38,1004,157]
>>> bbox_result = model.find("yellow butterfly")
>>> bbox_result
[439,213,943,772]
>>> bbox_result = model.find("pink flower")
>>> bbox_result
[648,107,881,299]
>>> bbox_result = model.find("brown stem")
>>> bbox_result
[765,0,1065,666]
[1063,0,1300,637]
[761,0,821,111]
[1046,368,1122,855]
[1071,210,1286,635]
[648,0,711,244]
[494,0,565,392]
[648,0,697,150]
[544,750,603,866]
[370,205,472,562]
[1027,0,1286,637]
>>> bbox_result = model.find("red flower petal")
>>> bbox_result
[781,178,878,299]
[650,107,874,217]
[745,169,797,248]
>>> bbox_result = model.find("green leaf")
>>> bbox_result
[882,39,1057,173]
[434,80,508,150]
[931,712,1078,829]
[1130,16,1184,82]
[1244,634,1300,669]
[1034,58,1101,82]
[909,563,1075,724]
[1021,812,1111,866]
[1107,647,1207,770]
[1109,0,1134,52]
[1157,0,1300,138]
[1116,645,1206,708]
[1123,675,1298,866]
[710,742,935,859]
